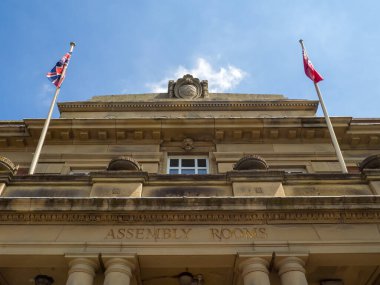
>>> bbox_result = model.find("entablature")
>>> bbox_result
[1,195,380,225]
[1,117,380,148]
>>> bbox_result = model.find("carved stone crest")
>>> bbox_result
[168,74,208,99]
[182,138,194,151]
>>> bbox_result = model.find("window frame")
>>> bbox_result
[167,156,209,174]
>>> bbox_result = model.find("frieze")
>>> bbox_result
[0,210,380,225]
[57,101,319,113]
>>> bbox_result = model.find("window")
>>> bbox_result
[167,157,208,174]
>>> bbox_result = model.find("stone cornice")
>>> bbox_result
[57,100,319,113]
[5,171,368,185]
[0,196,380,225]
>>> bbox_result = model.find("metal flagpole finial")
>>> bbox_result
[299,39,305,49]
[69,42,76,53]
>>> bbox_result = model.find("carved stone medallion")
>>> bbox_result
[168,74,208,99]
[182,138,194,151]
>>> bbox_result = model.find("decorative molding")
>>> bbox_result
[0,209,380,225]
[58,101,319,113]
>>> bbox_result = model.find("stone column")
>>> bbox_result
[277,257,308,285]
[240,257,271,285]
[66,258,98,285]
[103,258,134,285]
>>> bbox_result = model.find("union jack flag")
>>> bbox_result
[46,52,72,87]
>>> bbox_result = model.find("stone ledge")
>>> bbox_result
[0,195,380,210]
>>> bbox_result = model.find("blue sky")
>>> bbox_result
[1,0,379,119]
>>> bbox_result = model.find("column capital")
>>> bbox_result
[275,254,309,285]
[102,255,136,285]
[276,256,306,276]
[239,257,270,277]
[64,254,99,277]
[104,258,135,277]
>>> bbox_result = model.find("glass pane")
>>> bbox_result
[170,159,179,167]
[198,169,207,174]
[182,159,195,167]
[197,159,206,167]
[169,169,179,174]
[182,169,196,174]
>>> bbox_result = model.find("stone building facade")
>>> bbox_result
[0,74,380,285]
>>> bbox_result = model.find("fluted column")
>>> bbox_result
[66,258,98,285]
[103,258,134,285]
[277,257,308,285]
[240,257,271,285]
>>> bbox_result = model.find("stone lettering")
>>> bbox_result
[234,228,244,239]
[163,228,171,239]
[221,228,232,239]
[181,228,191,239]
[259,227,268,239]
[245,228,258,239]
[117,228,125,239]
[125,229,134,239]
[145,228,159,240]
[105,227,193,240]
[104,227,267,241]
[210,228,222,240]
[209,227,267,241]
[135,228,144,239]
[105,229,115,239]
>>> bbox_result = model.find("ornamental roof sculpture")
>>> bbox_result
[168,74,208,99]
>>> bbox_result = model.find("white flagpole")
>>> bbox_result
[313,82,348,173]
[299,40,348,174]
[29,42,76,175]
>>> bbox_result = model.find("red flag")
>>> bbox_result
[302,48,323,83]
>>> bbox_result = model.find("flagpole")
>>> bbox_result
[29,42,76,175]
[313,82,348,173]
[299,39,348,174]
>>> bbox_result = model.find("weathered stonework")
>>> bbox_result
[0,76,380,285]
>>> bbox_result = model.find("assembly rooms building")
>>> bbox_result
[0,74,380,285]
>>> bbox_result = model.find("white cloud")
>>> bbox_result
[37,83,55,107]
[147,58,247,93]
